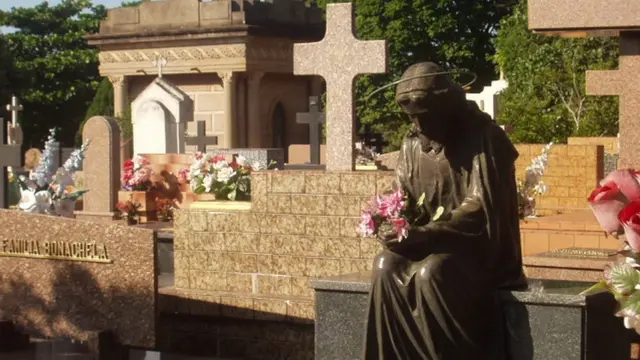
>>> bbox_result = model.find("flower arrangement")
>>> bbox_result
[517,142,553,219]
[356,188,436,241]
[355,141,379,166]
[582,169,640,334]
[116,198,141,224]
[16,129,90,217]
[121,155,154,191]
[155,198,175,222]
[179,152,270,201]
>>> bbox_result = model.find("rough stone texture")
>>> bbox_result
[0,210,157,348]
[605,153,619,175]
[75,116,121,222]
[523,247,618,282]
[586,33,640,169]
[294,3,388,171]
[568,136,619,154]
[528,0,640,32]
[312,273,631,360]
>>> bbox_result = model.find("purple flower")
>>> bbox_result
[377,188,406,218]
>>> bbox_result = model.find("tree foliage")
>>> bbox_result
[75,77,113,145]
[0,33,16,116]
[0,0,106,147]
[494,0,619,143]
[314,0,513,151]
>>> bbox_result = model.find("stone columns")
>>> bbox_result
[219,72,236,148]
[108,75,129,117]
[247,72,264,148]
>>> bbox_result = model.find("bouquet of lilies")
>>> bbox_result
[179,152,273,201]
[517,142,553,219]
[357,188,436,242]
[17,128,90,217]
[582,169,640,334]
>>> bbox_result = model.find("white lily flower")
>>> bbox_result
[216,167,235,183]
[203,174,215,192]
[235,155,249,167]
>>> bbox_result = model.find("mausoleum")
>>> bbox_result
[87,0,325,155]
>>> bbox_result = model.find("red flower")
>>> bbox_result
[212,155,226,164]
[588,181,627,234]
[600,169,640,202]
[619,200,640,252]
[229,161,239,170]
[123,160,134,171]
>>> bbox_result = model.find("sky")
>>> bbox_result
[0,0,123,11]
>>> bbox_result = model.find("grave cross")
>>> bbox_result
[0,118,22,209]
[296,96,326,164]
[586,34,640,169]
[293,3,387,171]
[186,121,218,153]
[6,95,23,126]
[152,55,168,78]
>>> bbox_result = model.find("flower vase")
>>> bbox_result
[54,199,76,218]
[525,197,537,218]
[8,181,21,207]
[158,214,170,223]
[118,190,157,222]
[126,217,138,226]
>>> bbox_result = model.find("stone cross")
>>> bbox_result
[186,121,218,153]
[152,56,168,78]
[293,3,387,170]
[0,117,22,209]
[586,34,640,169]
[296,96,326,165]
[5,95,23,145]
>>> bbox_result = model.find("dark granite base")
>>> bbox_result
[312,274,633,360]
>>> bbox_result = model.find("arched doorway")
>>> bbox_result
[271,102,288,159]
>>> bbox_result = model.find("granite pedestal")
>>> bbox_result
[312,273,632,360]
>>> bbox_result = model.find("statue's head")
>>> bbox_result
[395,62,466,140]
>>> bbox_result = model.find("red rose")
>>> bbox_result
[229,161,239,170]
[123,160,134,170]
[212,155,226,164]
[600,169,640,202]
[619,200,640,252]
[588,181,627,234]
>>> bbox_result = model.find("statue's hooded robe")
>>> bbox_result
[364,64,526,360]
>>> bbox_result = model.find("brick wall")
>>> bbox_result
[515,144,604,216]
[172,171,393,320]
[568,136,618,154]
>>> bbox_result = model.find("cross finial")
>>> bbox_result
[152,56,168,78]
[293,3,387,171]
[6,95,23,127]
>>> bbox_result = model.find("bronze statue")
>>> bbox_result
[364,62,526,359]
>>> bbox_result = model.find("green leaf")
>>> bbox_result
[227,189,237,201]
[609,263,640,295]
[193,185,206,195]
[417,192,426,207]
[619,291,640,316]
[579,280,610,297]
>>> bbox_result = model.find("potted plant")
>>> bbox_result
[118,155,157,221]
[116,198,141,225]
[155,198,175,223]
[179,153,274,211]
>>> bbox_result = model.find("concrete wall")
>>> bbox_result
[568,136,618,154]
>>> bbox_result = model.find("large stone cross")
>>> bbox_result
[186,120,218,153]
[294,3,387,170]
[297,96,326,165]
[0,117,22,208]
[586,34,640,169]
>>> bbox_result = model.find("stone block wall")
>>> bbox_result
[568,136,618,154]
[172,171,394,322]
[515,144,604,216]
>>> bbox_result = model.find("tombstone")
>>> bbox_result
[294,3,388,171]
[0,118,22,209]
[296,96,325,164]
[185,120,218,153]
[5,95,24,145]
[75,116,121,222]
[131,78,193,155]
[465,78,508,119]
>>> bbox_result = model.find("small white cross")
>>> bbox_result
[5,95,23,127]
[152,56,168,78]
[294,3,387,171]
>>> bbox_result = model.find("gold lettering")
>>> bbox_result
[0,239,112,263]
[64,243,71,257]
[1,239,7,252]
[33,241,40,255]
[43,242,50,256]
[101,244,109,260]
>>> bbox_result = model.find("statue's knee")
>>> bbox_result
[416,255,449,285]
[371,250,400,280]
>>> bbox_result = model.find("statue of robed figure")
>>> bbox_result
[363,62,527,360]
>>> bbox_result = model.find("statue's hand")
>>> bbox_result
[376,222,400,249]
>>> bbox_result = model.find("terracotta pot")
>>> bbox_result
[118,190,157,222]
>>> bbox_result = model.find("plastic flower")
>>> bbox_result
[600,169,640,202]
[619,200,640,252]
[588,181,627,234]
[216,167,236,183]
[357,211,376,237]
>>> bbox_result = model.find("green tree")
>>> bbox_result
[494,0,619,144]
[314,0,513,151]
[75,77,113,145]
[0,0,106,147]
[0,33,16,115]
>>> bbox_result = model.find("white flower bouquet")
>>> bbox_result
[16,128,90,217]
[517,142,553,219]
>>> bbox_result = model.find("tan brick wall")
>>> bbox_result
[568,136,618,154]
[173,170,395,322]
[515,144,604,216]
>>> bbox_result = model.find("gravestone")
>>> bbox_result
[5,95,23,145]
[0,209,157,353]
[131,77,193,155]
[294,3,387,171]
[185,120,218,153]
[75,116,120,222]
[0,117,22,209]
[296,96,325,165]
